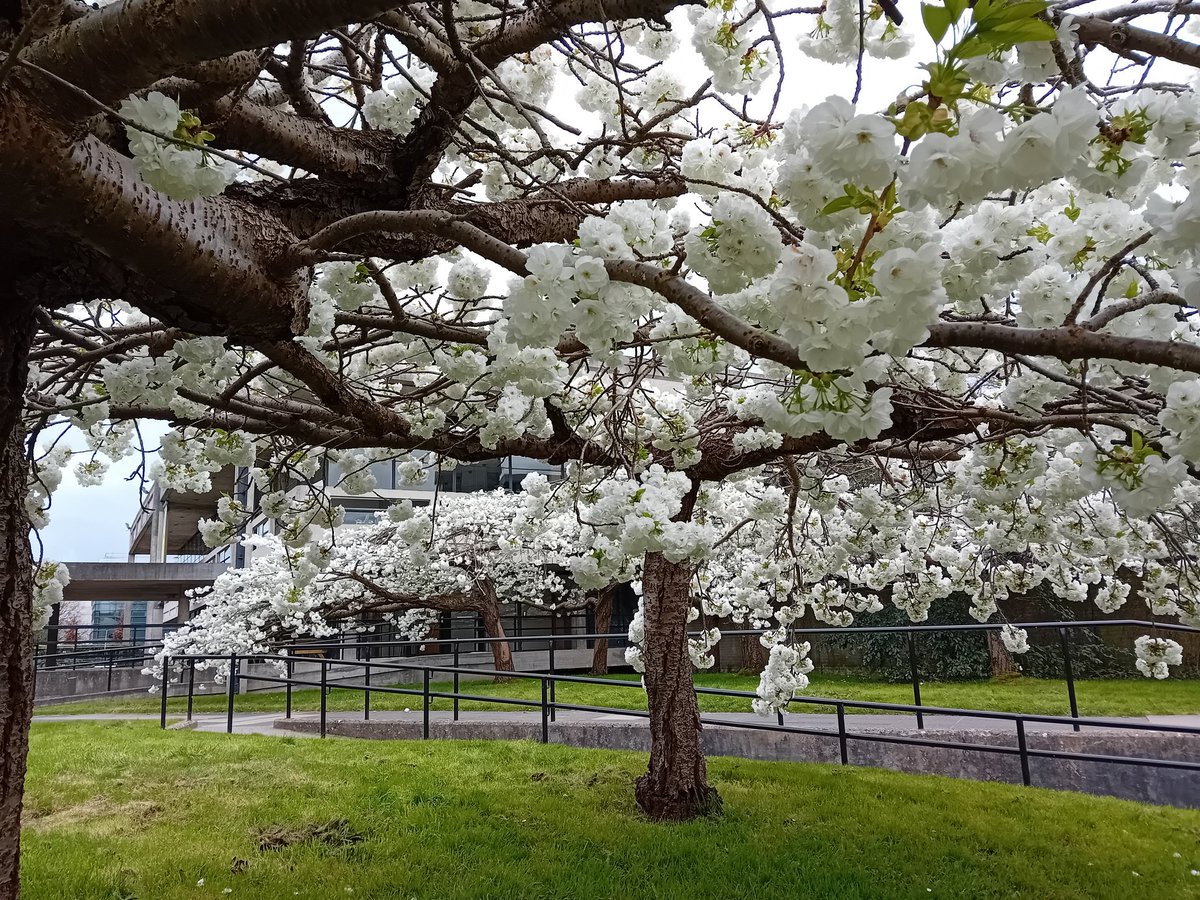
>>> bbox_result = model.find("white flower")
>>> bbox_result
[118,91,235,200]
[446,259,491,301]
[573,256,610,294]
[804,97,899,190]
[1000,624,1030,654]
[1134,635,1183,679]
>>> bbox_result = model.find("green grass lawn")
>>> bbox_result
[20,721,1200,899]
[41,670,1200,719]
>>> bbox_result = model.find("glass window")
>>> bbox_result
[439,460,501,493]
[369,460,396,490]
[501,456,564,491]
[337,498,389,525]
[329,459,397,491]
[234,467,251,504]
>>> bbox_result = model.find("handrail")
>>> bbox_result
[155,641,1200,793]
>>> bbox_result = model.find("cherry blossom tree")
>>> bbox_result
[6,1,1200,891]
[161,489,620,674]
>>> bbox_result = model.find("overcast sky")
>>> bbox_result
[38,423,167,563]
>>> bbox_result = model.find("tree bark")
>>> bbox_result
[738,631,769,675]
[476,587,514,674]
[987,631,1018,678]
[0,300,35,900]
[634,551,720,821]
[44,603,59,664]
[590,587,613,676]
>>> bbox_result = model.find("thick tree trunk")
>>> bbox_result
[634,551,720,821]
[477,591,514,674]
[987,631,1018,677]
[0,301,35,900]
[739,631,769,675]
[590,587,613,676]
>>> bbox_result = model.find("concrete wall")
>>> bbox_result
[288,717,1200,809]
[34,666,219,705]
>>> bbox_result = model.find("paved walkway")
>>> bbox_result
[34,708,1200,737]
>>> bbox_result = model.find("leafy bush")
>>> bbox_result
[830,598,991,682]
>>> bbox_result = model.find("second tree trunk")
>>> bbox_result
[634,551,719,821]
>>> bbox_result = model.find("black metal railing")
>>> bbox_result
[36,624,183,670]
[153,619,1200,791]
[34,641,166,674]
[38,617,1196,710]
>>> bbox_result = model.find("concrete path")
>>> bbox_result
[37,707,1185,736]
[34,708,1200,733]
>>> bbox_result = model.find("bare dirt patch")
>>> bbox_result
[252,818,363,852]
[23,795,163,835]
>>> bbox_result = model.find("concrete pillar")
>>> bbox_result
[145,600,164,641]
[150,497,169,563]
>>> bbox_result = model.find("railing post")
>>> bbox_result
[225,653,237,734]
[319,659,328,739]
[453,644,460,722]
[541,676,549,744]
[364,663,371,721]
[107,650,114,693]
[285,656,293,720]
[1016,718,1031,786]
[1059,627,1080,732]
[907,632,924,730]
[836,702,848,764]
[186,659,195,722]
[548,637,556,723]
[159,656,170,729]
[422,667,430,740]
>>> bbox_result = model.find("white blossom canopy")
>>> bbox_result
[10,0,1200,712]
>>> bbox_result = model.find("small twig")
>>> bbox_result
[0,3,50,87]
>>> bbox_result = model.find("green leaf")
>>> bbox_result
[926,60,970,102]
[954,34,998,58]
[975,0,1048,27]
[820,196,857,215]
[894,101,935,140]
[987,18,1058,46]
[922,2,953,43]
[971,0,997,24]
[945,0,968,20]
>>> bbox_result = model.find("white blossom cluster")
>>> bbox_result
[752,638,815,717]
[362,68,435,135]
[1000,625,1030,655]
[32,562,70,631]
[118,92,235,199]
[1134,636,1185,680]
